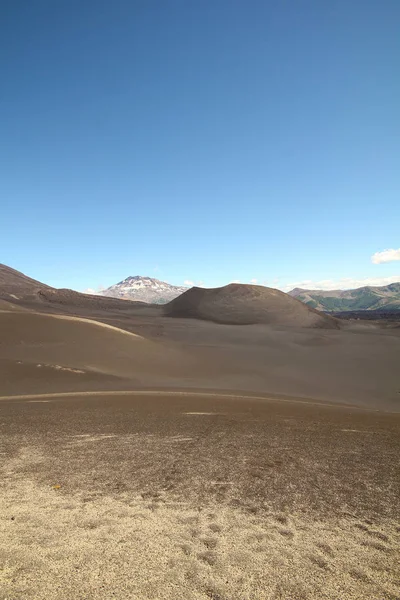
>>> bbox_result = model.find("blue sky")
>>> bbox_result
[1,0,399,292]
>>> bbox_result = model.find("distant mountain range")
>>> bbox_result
[2,262,399,313]
[96,276,400,310]
[100,276,187,304]
[289,283,400,312]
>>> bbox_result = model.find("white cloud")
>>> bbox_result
[184,280,205,287]
[371,248,400,264]
[84,286,104,295]
[230,279,241,284]
[279,275,400,293]
[250,278,258,284]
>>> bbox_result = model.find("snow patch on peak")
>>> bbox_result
[100,275,188,304]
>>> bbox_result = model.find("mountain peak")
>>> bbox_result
[101,275,187,304]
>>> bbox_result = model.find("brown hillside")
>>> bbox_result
[0,263,52,298]
[35,288,148,311]
[164,283,339,328]
[0,264,156,314]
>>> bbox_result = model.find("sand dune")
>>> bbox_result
[0,298,30,312]
[164,283,339,328]
[1,308,399,410]
[0,310,193,395]
[0,358,122,396]
[0,310,146,345]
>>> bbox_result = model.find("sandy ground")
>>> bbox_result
[0,303,399,598]
[1,392,399,600]
[1,309,399,410]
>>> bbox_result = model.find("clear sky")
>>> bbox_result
[1,0,399,292]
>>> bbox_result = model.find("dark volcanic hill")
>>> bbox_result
[0,263,53,299]
[164,283,339,328]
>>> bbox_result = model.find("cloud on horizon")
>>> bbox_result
[371,248,400,264]
[84,286,104,295]
[184,280,205,287]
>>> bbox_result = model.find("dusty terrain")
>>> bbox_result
[0,265,399,599]
[1,392,399,600]
[1,304,399,410]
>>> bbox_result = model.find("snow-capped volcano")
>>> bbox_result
[101,276,188,304]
